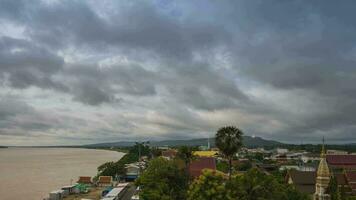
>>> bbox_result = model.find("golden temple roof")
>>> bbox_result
[317,142,330,177]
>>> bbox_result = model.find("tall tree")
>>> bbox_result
[215,126,243,179]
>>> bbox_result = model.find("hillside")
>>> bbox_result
[84,136,283,148]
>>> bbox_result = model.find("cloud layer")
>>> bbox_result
[1,0,356,145]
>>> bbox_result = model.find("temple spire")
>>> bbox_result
[321,136,326,158]
[314,136,330,200]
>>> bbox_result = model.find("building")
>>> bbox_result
[188,157,216,178]
[286,170,316,194]
[276,148,289,154]
[301,153,320,163]
[327,150,348,155]
[314,144,331,200]
[280,165,316,172]
[77,176,92,184]
[326,154,356,170]
[97,176,112,186]
[286,171,348,195]
[125,163,140,181]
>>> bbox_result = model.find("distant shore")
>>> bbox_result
[0,146,8,148]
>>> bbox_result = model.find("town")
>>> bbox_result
[46,127,356,200]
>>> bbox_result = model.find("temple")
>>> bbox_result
[314,139,331,200]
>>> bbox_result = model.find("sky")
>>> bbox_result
[1,0,356,146]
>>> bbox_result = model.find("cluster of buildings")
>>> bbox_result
[46,176,129,200]
[285,146,356,199]
[47,142,356,200]
[160,143,356,199]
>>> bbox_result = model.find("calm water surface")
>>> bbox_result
[0,148,124,200]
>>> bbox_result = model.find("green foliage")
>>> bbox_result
[216,160,229,173]
[245,152,265,162]
[230,168,310,200]
[329,176,341,200]
[136,157,188,200]
[235,160,252,171]
[231,168,285,200]
[187,168,310,200]
[215,126,244,158]
[150,147,162,158]
[215,126,243,179]
[177,146,196,173]
[340,184,347,200]
[97,161,126,177]
[188,170,230,200]
[283,185,312,200]
[97,143,150,178]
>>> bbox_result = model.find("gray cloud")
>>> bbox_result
[0,37,67,91]
[1,0,356,145]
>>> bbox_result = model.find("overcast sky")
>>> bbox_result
[1,0,356,145]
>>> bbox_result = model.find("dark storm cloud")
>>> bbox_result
[1,0,356,144]
[0,36,67,91]
[0,0,229,60]
[212,0,356,141]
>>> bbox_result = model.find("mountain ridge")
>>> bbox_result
[83,135,283,148]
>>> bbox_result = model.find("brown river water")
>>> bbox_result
[0,148,124,200]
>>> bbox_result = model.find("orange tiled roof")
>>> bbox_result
[77,176,92,184]
[98,176,112,184]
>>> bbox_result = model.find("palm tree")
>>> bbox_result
[215,126,243,179]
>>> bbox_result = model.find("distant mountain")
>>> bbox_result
[84,136,283,148]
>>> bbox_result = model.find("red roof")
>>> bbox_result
[188,157,216,178]
[327,155,356,166]
[98,176,112,184]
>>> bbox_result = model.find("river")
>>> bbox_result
[0,147,124,200]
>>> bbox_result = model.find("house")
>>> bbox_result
[286,170,316,194]
[125,163,140,181]
[301,153,320,163]
[188,157,216,178]
[77,176,92,184]
[97,176,112,186]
